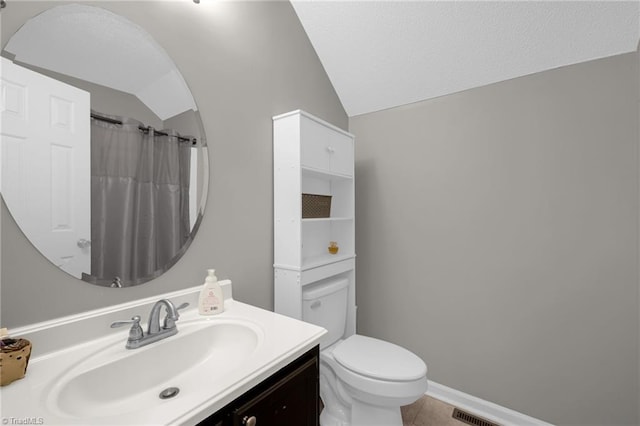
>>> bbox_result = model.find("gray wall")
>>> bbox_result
[1,1,347,327]
[350,53,639,426]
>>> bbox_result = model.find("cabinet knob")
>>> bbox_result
[326,146,335,153]
[242,416,257,426]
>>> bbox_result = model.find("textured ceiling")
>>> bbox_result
[292,1,640,117]
[5,4,196,121]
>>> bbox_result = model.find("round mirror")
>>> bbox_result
[1,4,209,287]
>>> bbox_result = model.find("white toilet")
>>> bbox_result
[302,278,428,426]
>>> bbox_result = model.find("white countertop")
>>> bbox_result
[0,283,326,425]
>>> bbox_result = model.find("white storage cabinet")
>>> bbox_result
[273,110,356,336]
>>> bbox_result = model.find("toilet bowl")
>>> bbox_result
[302,279,428,426]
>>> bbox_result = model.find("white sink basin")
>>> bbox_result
[2,288,326,426]
[46,318,263,419]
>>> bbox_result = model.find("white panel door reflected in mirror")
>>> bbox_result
[1,57,91,279]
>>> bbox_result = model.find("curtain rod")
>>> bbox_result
[90,113,197,145]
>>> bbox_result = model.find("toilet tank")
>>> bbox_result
[302,278,349,349]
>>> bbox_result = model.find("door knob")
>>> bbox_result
[77,239,91,249]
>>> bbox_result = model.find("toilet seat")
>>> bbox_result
[321,335,428,404]
[332,335,427,382]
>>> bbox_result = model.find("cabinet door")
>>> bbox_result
[301,116,353,176]
[327,132,353,176]
[301,117,331,172]
[232,357,318,426]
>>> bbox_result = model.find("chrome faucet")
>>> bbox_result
[148,299,185,334]
[111,299,189,349]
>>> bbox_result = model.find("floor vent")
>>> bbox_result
[452,408,501,426]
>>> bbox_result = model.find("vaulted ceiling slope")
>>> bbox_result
[291,1,640,117]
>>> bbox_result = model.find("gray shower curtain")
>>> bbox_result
[90,115,190,286]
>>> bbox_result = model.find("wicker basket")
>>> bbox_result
[302,193,332,218]
[0,338,32,386]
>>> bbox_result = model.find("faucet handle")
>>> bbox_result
[175,302,189,311]
[111,315,144,341]
[163,302,189,330]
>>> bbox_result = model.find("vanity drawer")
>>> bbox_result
[232,355,318,426]
[199,346,319,426]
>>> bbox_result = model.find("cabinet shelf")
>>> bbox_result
[302,217,353,223]
[302,253,354,271]
[302,166,352,180]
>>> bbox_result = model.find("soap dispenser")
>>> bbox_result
[198,269,224,315]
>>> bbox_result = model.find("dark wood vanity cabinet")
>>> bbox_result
[198,346,319,426]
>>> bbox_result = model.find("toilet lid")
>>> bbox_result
[333,335,427,381]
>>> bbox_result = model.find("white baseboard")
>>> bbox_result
[426,381,555,426]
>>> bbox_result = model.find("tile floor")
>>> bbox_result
[321,394,496,426]
[402,395,478,426]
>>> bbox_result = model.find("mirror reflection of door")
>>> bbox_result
[1,4,209,287]
[1,57,91,278]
